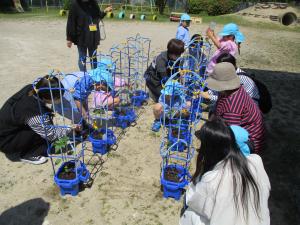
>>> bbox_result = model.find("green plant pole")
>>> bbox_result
[46,0,48,13]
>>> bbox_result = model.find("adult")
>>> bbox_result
[0,76,75,164]
[180,119,270,225]
[206,62,265,153]
[202,53,260,105]
[66,0,112,71]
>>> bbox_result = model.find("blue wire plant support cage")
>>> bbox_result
[32,34,152,197]
[33,70,90,196]
[159,37,212,200]
[109,34,151,129]
[82,53,118,155]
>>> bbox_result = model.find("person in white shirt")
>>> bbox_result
[180,119,270,225]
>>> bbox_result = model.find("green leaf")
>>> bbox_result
[55,158,62,165]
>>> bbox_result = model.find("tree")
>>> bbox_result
[155,0,168,15]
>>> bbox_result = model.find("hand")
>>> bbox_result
[67,41,73,48]
[72,124,82,132]
[206,28,214,39]
[200,91,211,100]
[104,5,113,13]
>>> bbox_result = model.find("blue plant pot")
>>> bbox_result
[161,164,188,200]
[167,126,191,152]
[54,160,90,196]
[131,90,149,107]
[89,128,116,155]
[113,108,136,129]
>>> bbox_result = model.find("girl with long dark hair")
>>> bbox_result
[180,119,270,225]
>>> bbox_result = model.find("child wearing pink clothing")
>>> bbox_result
[91,77,127,109]
[206,23,245,74]
[206,39,237,74]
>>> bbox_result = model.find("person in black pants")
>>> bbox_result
[0,76,76,165]
[66,0,112,71]
[144,39,185,103]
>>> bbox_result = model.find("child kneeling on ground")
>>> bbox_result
[144,39,185,103]
[152,80,189,132]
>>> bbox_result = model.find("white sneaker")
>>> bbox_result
[20,156,48,165]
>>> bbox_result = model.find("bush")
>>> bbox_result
[188,0,238,16]
[63,0,71,10]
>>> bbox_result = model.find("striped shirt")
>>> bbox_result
[26,115,71,142]
[236,68,260,103]
[216,86,265,153]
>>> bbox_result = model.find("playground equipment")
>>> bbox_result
[159,37,212,200]
[33,70,90,196]
[236,2,300,26]
[101,0,158,21]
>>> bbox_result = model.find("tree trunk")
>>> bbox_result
[12,0,24,12]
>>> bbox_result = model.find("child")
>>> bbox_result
[176,13,191,46]
[180,119,270,225]
[206,23,245,74]
[72,58,118,117]
[0,76,77,164]
[144,39,184,103]
[90,79,121,110]
[188,34,207,74]
[152,80,187,132]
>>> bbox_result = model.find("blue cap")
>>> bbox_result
[161,80,183,96]
[89,58,115,90]
[180,13,191,21]
[230,125,250,156]
[219,23,245,43]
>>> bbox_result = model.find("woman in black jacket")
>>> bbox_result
[66,0,112,71]
[0,76,77,165]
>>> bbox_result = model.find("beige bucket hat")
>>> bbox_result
[206,62,240,91]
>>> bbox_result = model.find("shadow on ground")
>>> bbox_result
[0,198,50,225]
[244,68,300,225]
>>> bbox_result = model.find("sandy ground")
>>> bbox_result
[0,18,299,225]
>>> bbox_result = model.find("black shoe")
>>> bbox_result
[20,156,48,165]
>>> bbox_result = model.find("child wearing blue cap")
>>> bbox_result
[230,125,252,156]
[176,13,191,46]
[71,58,121,118]
[152,80,188,132]
[206,23,245,74]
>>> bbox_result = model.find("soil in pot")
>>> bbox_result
[58,162,76,180]
[115,108,128,116]
[164,167,181,183]
[92,130,104,140]
[171,129,185,139]
[174,109,190,119]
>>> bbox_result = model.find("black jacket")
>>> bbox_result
[0,85,51,150]
[66,0,106,48]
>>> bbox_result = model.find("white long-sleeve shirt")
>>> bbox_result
[180,154,270,225]
[26,114,71,142]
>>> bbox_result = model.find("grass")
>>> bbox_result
[200,14,300,32]
[1,8,299,32]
